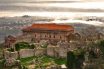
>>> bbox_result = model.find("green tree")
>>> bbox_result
[66,51,76,69]
[67,48,85,69]
[30,44,35,49]
[98,40,104,57]
[15,43,20,51]
[15,42,30,51]
[75,50,85,69]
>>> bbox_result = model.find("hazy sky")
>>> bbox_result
[0,0,104,17]
[0,0,103,2]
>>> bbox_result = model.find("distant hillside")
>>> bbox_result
[0,16,104,43]
[61,23,104,38]
[0,16,54,43]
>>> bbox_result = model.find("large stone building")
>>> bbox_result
[22,23,74,45]
[4,23,74,48]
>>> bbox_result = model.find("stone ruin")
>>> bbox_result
[3,31,104,68]
[19,49,35,58]
[3,40,70,67]
[4,43,69,59]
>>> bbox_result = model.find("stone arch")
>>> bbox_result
[74,33,81,40]
[66,33,75,41]
[97,33,104,39]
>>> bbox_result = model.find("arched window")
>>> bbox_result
[45,35,46,37]
[98,33,103,39]
[74,33,81,39]
[34,34,36,37]
[60,36,62,39]
[49,35,51,38]
[53,35,55,38]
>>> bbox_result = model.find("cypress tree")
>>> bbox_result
[66,51,76,69]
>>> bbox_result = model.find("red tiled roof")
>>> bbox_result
[23,23,74,32]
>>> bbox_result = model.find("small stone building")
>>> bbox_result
[4,35,16,48]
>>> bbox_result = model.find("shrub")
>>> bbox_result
[7,48,14,52]
[30,44,35,49]
[98,40,104,57]
[15,42,30,51]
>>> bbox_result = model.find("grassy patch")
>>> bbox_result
[20,56,35,65]
[41,56,66,65]
[0,59,6,69]
[15,42,36,51]
[54,58,66,65]
[20,56,66,66]
[41,56,53,63]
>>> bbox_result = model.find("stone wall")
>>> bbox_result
[4,43,69,60]
[47,45,56,57]
[4,51,18,59]
[35,48,46,56]
[19,49,35,58]
[16,35,32,43]
[58,47,68,58]
[47,45,68,58]
[5,58,16,66]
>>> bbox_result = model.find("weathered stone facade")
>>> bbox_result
[22,23,74,45]
[47,45,58,57]
[19,49,35,58]
[4,35,16,48]
[46,43,70,58]
[5,58,16,66]
[4,50,18,59]
[35,48,46,56]
[4,43,70,59]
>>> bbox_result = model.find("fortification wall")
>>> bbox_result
[47,45,68,58]
[47,46,56,57]
[35,48,46,56]
[4,43,70,60]
[19,49,35,58]
[4,51,18,59]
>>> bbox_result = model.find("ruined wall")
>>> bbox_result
[16,35,32,43]
[35,48,46,56]
[47,45,68,58]
[4,51,18,59]
[47,46,56,57]
[19,49,35,58]
[4,42,70,60]
[57,47,68,58]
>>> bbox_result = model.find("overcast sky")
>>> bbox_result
[0,0,104,17]
[0,0,103,2]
